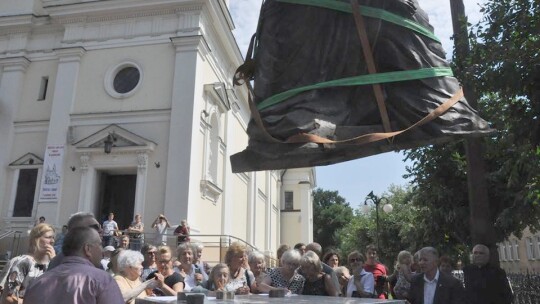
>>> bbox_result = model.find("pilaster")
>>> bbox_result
[0,56,30,218]
[36,47,85,225]
[163,36,206,222]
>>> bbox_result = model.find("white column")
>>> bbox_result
[164,36,207,221]
[36,47,85,225]
[247,171,256,245]
[265,171,272,251]
[134,152,148,219]
[299,182,313,243]
[0,57,30,216]
[77,154,93,212]
[221,111,234,235]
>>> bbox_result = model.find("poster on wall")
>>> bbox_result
[38,145,64,202]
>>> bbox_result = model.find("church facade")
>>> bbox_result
[0,0,315,259]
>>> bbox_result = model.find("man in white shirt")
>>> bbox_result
[409,247,465,304]
[102,212,119,247]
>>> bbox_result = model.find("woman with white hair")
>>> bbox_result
[248,251,267,293]
[258,249,305,294]
[114,250,159,304]
[300,251,338,296]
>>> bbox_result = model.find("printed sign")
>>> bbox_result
[38,145,64,202]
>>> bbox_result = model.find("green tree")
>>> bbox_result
[312,188,354,251]
[404,0,540,254]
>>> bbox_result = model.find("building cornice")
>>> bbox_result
[0,56,30,71]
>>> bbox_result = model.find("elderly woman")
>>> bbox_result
[248,251,267,293]
[114,250,159,304]
[346,251,375,298]
[334,266,351,297]
[300,251,338,296]
[141,244,158,280]
[177,242,207,291]
[146,246,184,295]
[224,242,255,294]
[258,249,305,295]
[191,242,210,277]
[1,223,55,304]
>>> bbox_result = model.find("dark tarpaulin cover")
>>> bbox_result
[230,0,493,173]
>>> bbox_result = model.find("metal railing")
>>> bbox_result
[508,272,540,304]
[0,230,22,260]
[112,231,278,266]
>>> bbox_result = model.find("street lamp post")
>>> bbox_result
[363,191,393,252]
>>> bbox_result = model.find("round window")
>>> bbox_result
[104,61,143,99]
[113,67,140,94]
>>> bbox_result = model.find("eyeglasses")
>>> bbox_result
[158,259,172,264]
[88,224,101,231]
[349,258,363,263]
[147,251,157,255]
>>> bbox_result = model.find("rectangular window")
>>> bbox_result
[506,241,513,261]
[38,76,49,101]
[13,169,38,217]
[284,191,294,210]
[526,238,534,260]
[536,236,540,259]
[499,244,506,261]
[513,240,520,261]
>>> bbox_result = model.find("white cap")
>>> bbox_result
[103,246,115,252]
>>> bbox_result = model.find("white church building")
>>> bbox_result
[0,0,315,259]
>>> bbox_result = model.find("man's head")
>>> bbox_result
[108,213,114,221]
[418,247,439,278]
[62,226,103,267]
[305,242,323,258]
[472,244,490,267]
[38,216,46,223]
[67,212,100,231]
[294,243,306,255]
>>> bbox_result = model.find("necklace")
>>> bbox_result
[232,267,242,279]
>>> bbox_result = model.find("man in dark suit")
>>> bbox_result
[463,244,513,304]
[409,247,466,304]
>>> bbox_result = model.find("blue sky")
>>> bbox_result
[229,0,488,208]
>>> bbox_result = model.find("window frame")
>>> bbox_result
[7,165,43,220]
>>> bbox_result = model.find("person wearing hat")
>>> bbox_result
[102,245,116,270]
[151,214,170,246]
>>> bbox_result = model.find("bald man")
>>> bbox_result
[463,244,513,304]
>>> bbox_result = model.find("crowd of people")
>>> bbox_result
[0,212,515,304]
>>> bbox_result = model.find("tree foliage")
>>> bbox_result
[404,0,540,248]
[312,188,354,251]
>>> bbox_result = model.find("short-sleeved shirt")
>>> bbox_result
[2,255,47,298]
[266,268,305,294]
[23,256,124,304]
[103,220,118,236]
[146,271,184,295]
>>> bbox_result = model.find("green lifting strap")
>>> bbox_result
[277,0,441,43]
[256,67,454,111]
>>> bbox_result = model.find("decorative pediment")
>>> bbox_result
[204,82,230,112]
[73,124,156,154]
[9,153,44,167]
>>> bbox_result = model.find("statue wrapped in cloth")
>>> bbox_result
[231,0,493,172]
